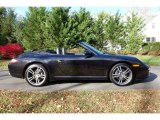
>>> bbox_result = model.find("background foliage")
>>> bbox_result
[0,8,16,45]
[1,7,158,57]
[125,12,145,54]
[0,43,23,59]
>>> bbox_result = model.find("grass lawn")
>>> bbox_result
[0,60,10,69]
[0,90,160,113]
[136,55,160,66]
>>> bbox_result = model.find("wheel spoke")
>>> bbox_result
[123,76,129,80]
[40,75,45,79]
[118,77,123,84]
[28,69,34,74]
[117,66,122,73]
[36,67,41,73]
[28,76,34,82]
[123,68,130,75]
[35,77,39,84]
[112,73,119,78]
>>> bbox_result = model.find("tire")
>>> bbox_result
[109,63,134,86]
[25,64,48,87]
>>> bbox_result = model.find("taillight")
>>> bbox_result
[10,59,19,64]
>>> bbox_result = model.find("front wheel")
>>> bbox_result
[25,64,48,87]
[109,63,134,86]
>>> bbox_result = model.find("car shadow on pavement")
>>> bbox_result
[47,80,108,90]
[134,72,157,84]
[47,72,157,86]
[48,79,111,86]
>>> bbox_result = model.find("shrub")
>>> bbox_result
[138,42,160,56]
[119,50,128,55]
[0,43,24,59]
[138,44,150,55]
[0,46,5,58]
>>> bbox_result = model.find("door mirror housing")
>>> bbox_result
[84,50,94,58]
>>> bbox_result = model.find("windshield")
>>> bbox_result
[81,42,104,55]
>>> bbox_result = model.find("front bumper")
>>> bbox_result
[134,66,150,79]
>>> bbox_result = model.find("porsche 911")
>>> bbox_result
[8,41,149,87]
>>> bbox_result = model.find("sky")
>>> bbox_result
[14,7,160,17]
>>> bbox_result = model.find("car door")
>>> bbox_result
[55,55,88,77]
[84,55,106,76]
[55,54,106,77]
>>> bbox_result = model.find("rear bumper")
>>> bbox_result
[8,63,24,78]
[9,72,23,78]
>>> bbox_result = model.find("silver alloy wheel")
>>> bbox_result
[111,64,133,86]
[26,65,46,86]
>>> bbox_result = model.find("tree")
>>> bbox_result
[0,7,7,45]
[47,7,71,49]
[94,11,108,50]
[125,11,145,54]
[65,8,95,48]
[104,12,125,48]
[0,8,16,45]
[3,8,16,43]
[22,7,52,50]
[14,16,25,44]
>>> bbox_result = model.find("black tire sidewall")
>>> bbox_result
[25,64,48,87]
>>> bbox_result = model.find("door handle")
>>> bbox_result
[57,60,62,63]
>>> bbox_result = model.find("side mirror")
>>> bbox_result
[84,50,94,58]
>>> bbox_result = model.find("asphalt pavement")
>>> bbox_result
[0,66,159,92]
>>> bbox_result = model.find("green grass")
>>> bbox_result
[0,90,160,113]
[0,60,10,69]
[136,55,160,66]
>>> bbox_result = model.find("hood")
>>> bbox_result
[113,54,138,60]
[104,53,140,61]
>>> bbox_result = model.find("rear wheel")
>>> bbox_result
[25,64,48,87]
[109,63,134,86]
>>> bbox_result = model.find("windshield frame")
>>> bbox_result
[78,42,104,55]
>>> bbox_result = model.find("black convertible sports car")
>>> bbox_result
[8,42,149,87]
